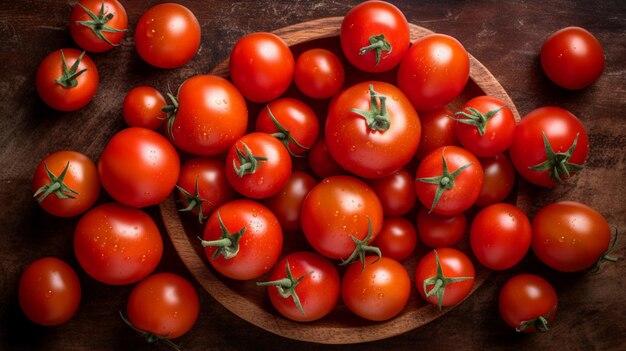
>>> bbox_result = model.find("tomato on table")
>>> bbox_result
[367,168,416,216]
[69,0,127,53]
[263,171,317,232]
[499,274,558,332]
[415,248,475,308]
[122,86,166,130]
[371,217,417,261]
[294,48,345,99]
[475,154,516,207]
[414,107,459,160]
[416,206,466,248]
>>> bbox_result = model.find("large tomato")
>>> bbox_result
[263,171,317,232]
[415,248,475,308]
[499,274,558,333]
[122,86,166,130]
[69,0,127,53]
[294,48,345,99]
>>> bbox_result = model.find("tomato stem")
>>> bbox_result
[422,249,473,310]
[33,161,79,203]
[75,0,127,47]
[351,84,391,132]
[592,226,619,272]
[256,260,313,315]
[162,93,179,140]
[416,150,472,213]
[232,141,268,177]
[54,50,88,88]
[529,131,584,184]
[199,212,246,259]
[266,105,309,157]
[176,176,210,224]
[339,217,381,271]
[452,106,504,136]
[516,306,555,332]
[118,311,181,351]
[358,34,392,66]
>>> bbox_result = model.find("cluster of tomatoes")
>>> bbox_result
[21,0,615,345]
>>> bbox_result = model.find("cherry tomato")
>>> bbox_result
[294,48,345,99]
[416,206,466,248]
[414,107,459,160]
[475,154,516,207]
[263,171,317,232]
[499,274,557,332]
[134,3,200,68]
[541,26,605,89]
[307,138,347,179]
[367,168,416,216]
[69,0,127,53]
[122,86,166,130]
[18,257,81,326]
[371,217,417,261]
[36,48,98,111]
[415,248,475,308]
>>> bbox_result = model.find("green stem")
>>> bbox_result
[75,0,127,47]
[358,34,392,66]
[350,84,391,132]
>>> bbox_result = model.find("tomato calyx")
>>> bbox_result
[177,176,209,224]
[339,217,382,271]
[416,151,473,213]
[453,106,505,136]
[55,50,88,89]
[516,306,556,332]
[423,249,473,310]
[162,93,179,140]
[529,132,584,184]
[256,259,313,315]
[266,105,308,157]
[119,311,181,351]
[358,34,392,66]
[592,226,619,272]
[75,0,127,47]
[33,161,79,203]
[200,212,246,259]
[351,84,391,132]
[232,141,268,177]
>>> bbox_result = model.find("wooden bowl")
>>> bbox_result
[160,17,522,344]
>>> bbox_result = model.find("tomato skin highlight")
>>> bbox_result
[122,86,166,130]
[294,48,345,99]
[499,274,557,333]
[69,0,128,53]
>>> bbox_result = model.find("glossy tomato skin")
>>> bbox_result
[340,0,410,72]
[134,3,200,68]
[98,127,180,208]
[499,274,557,333]
[415,248,475,307]
[127,273,199,339]
[371,217,417,261]
[414,107,459,160]
[541,26,605,89]
[264,171,317,232]
[532,201,611,272]
[475,154,516,207]
[416,206,466,248]
[509,107,588,187]
[307,138,347,179]
[398,34,469,111]
[230,32,294,103]
[342,256,411,321]
[18,257,81,326]
[74,203,163,285]
[36,48,98,111]
[300,175,383,260]
[32,150,100,217]
[69,0,127,53]
[326,81,421,179]
[294,48,345,99]
[122,86,166,130]
[367,168,416,216]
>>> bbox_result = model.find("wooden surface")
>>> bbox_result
[1,0,625,350]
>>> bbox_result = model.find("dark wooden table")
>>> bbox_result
[1,0,625,350]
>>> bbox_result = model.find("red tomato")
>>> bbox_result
[342,256,411,321]
[326,81,421,179]
[499,274,557,332]
[415,248,474,308]
[416,206,466,248]
[475,154,516,207]
[307,138,347,179]
[541,26,605,89]
[74,203,163,285]
[18,257,81,326]
[229,32,294,103]
[414,107,459,160]
[371,217,417,261]
[201,199,283,280]
[340,0,410,72]
[509,107,588,187]
[134,3,200,68]
[258,252,340,322]
[32,150,100,217]
[69,0,127,53]
[36,48,98,111]
[263,171,317,232]
[415,146,484,216]
[294,48,345,99]
[470,203,532,270]
[98,127,180,208]
[531,201,613,272]
[398,34,469,111]
[367,168,416,216]
[122,86,166,130]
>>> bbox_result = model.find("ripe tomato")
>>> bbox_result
[415,146,483,216]
[415,248,475,308]
[398,34,469,111]
[229,32,294,103]
[294,48,345,99]
[367,168,416,216]
[36,48,98,111]
[340,0,410,72]
[499,274,557,332]
[74,203,163,285]
[509,107,588,187]
[263,171,317,232]
[532,201,613,272]
[307,138,347,179]
[32,150,100,217]
[371,217,417,261]
[342,256,411,321]
[134,3,200,68]
[470,203,532,270]
[257,252,340,322]
[416,206,466,248]
[475,154,516,207]
[201,199,283,280]
[541,26,605,89]
[98,127,180,208]
[326,81,421,179]
[414,107,459,160]
[18,257,81,326]
[69,0,127,53]
[122,86,166,130]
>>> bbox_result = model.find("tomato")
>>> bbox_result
[541,26,605,89]
[263,171,317,232]
[134,3,200,68]
[257,252,340,322]
[416,206,466,248]
[74,203,163,285]
[475,154,516,207]
[36,48,98,111]
[177,157,235,224]
[367,168,416,216]
[307,138,347,179]
[255,98,319,156]
[69,0,127,53]
[229,32,294,103]
[398,34,469,111]
[98,127,180,208]
[326,81,421,179]
[18,257,81,326]
[340,0,410,72]
[32,150,100,217]
[300,175,383,261]
[509,107,588,187]
[342,256,411,321]
[470,203,532,270]
[201,199,283,280]
[415,248,474,308]
[371,217,417,261]
[415,146,483,216]
[531,201,613,272]
[454,96,516,157]
[294,48,345,99]
[499,274,557,332]
[122,86,166,130]
[225,132,292,199]
[414,107,459,160]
